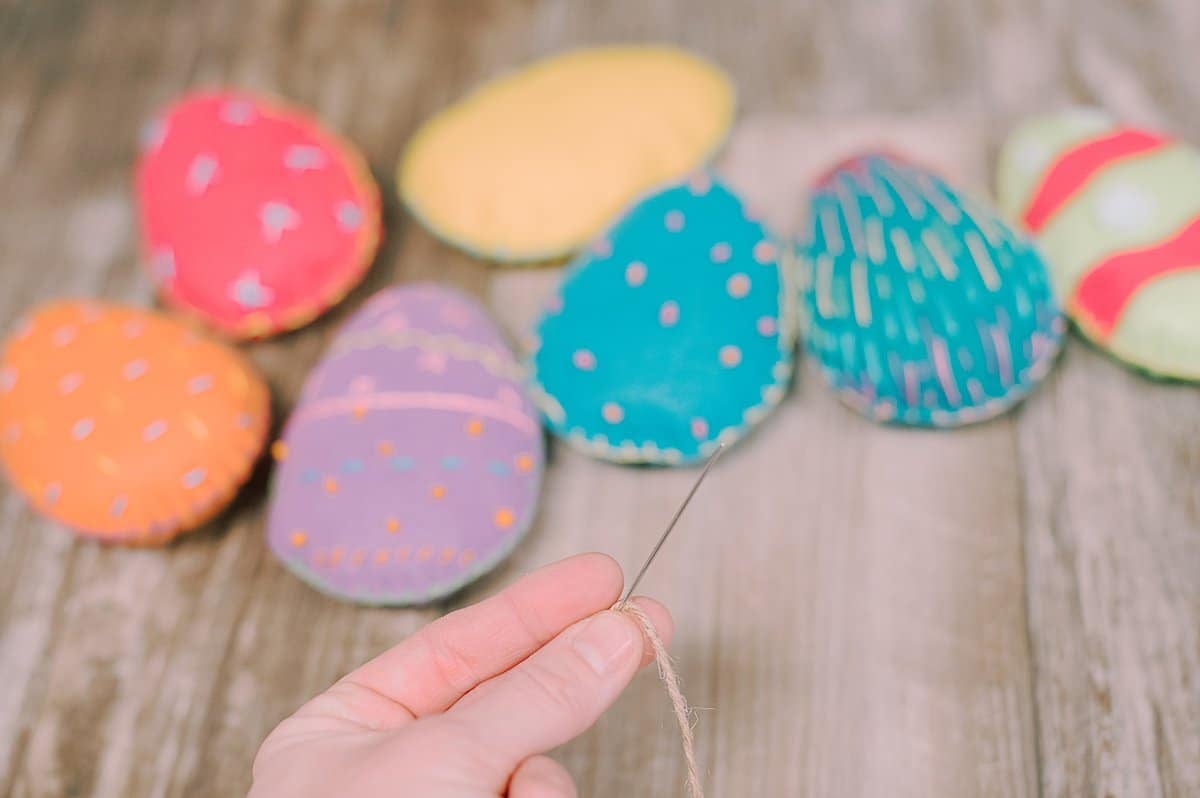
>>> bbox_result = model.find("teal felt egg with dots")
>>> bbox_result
[529,173,796,465]
[800,154,1065,427]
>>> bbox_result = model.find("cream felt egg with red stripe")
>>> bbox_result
[136,90,382,339]
[998,109,1200,381]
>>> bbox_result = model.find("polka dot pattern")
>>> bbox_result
[530,175,795,465]
[267,284,544,606]
[136,90,382,339]
[0,301,270,543]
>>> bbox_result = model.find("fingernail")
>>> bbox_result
[573,611,638,676]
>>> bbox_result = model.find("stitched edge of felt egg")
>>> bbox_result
[137,89,383,340]
[268,509,540,606]
[798,251,1067,428]
[525,175,798,465]
[396,45,738,264]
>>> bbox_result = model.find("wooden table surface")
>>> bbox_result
[1,1,1198,796]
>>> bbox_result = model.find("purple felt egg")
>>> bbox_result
[267,283,544,605]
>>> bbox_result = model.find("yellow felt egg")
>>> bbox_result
[398,45,735,262]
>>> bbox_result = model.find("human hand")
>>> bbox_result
[248,553,672,798]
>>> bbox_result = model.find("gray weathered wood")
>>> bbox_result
[0,1,1197,796]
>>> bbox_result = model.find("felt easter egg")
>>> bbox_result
[801,154,1065,427]
[997,109,1200,381]
[529,174,795,465]
[136,90,382,339]
[398,45,735,262]
[267,284,544,605]
[0,300,270,544]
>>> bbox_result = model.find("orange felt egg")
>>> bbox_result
[0,300,270,544]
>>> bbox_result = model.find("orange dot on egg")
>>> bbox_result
[431,484,447,500]
[185,413,209,440]
[726,273,751,299]
[515,453,534,472]
[290,530,308,547]
[323,476,339,494]
[494,508,515,529]
[376,440,395,456]
[417,545,434,561]
[466,418,485,437]
[330,546,345,565]
[374,549,390,565]
[387,517,401,533]
[350,550,366,567]
[396,545,412,561]
[352,404,367,420]
[459,549,476,566]
[440,547,456,563]
[271,441,289,461]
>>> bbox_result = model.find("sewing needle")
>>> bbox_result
[618,443,726,608]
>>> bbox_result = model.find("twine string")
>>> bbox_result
[617,602,703,798]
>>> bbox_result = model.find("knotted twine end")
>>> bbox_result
[616,601,703,798]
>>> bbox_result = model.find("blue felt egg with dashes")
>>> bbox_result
[800,154,1065,427]
[529,174,795,465]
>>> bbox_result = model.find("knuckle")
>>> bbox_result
[414,624,483,697]
[498,588,547,648]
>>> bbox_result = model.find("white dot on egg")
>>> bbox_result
[665,210,685,232]
[58,372,83,394]
[1094,182,1156,232]
[719,345,742,367]
[710,242,732,263]
[71,417,95,441]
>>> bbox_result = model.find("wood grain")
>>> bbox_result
[0,1,1197,796]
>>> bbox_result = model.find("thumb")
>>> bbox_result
[447,598,672,775]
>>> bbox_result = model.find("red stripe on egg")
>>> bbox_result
[1071,215,1200,339]
[1022,129,1168,233]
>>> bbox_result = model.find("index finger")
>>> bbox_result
[341,552,624,718]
